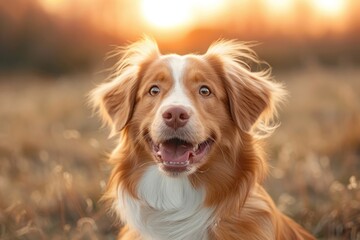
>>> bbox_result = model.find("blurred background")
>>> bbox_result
[0,0,359,239]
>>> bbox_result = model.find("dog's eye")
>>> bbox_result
[149,85,160,96]
[199,86,211,96]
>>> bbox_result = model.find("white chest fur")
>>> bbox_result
[117,166,213,240]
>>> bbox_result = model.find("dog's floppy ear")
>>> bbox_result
[205,40,286,135]
[90,37,160,135]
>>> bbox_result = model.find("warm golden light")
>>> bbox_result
[34,0,354,39]
[141,0,224,29]
[264,0,293,13]
[141,0,192,29]
[312,0,346,16]
[38,0,64,13]
[194,0,224,12]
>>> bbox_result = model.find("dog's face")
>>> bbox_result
[92,38,284,177]
[135,54,230,175]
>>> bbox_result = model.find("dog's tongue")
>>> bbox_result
[159,140,193,163]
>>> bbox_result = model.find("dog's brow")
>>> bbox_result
[159,56,193,108]
[167,56,186,83]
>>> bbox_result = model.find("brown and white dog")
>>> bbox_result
[91,37,315,240]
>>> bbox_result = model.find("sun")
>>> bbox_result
[141,0,192,29]
[141,0,224,29]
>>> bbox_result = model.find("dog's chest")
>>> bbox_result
[117,166,213,240]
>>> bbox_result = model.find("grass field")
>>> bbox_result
[0,65,359,239]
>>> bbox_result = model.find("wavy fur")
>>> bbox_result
[91,37,315,240]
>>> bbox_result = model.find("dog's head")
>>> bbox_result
[91,37,285,177]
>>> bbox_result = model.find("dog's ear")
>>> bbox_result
[205,40,286,134]
[90,37,160,136]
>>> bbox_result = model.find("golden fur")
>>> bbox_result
[91,37,315,240]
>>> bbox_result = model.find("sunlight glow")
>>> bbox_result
[141,0,192,28]
[141,0,224,29]
[195,0,224,12]
[312,0,346,16]
[38,0,64,13]
[35,0,353,38]
[264,0,293,13]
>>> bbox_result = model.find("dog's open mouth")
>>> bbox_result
[150,138,213,173]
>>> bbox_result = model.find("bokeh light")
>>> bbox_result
[312,0,346,16]
[264,0,294,13]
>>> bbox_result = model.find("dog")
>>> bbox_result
[91,37,315,240]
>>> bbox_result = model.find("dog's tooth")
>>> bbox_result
[163,160,190,166]
[193,145,199,152]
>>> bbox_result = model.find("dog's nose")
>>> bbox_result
[162,106,190,130]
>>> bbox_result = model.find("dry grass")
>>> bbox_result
[0,65,359,239]
[266,65,360,239]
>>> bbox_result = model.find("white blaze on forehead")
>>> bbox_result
[160,55,193,109]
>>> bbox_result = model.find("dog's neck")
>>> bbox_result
[138,166,204,210]
[117,165,214,240]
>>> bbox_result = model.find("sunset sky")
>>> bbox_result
[36,0,358,39]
